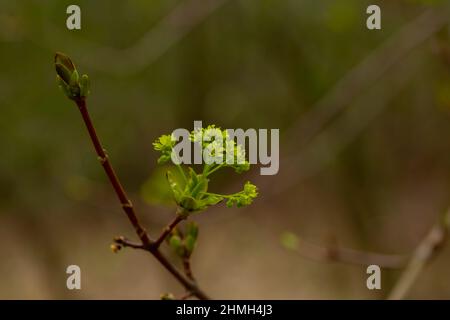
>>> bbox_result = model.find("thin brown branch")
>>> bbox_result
[388,210,450,300]
[150,249,208,300]
[153,214,185,249]
[292,237,407,269]
[74,98,209,300]
[113,235,208,299]
[183,258,195,281]
[114,236,144,249]
[76,98,152,247]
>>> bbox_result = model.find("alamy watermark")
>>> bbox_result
[168,121,279,175]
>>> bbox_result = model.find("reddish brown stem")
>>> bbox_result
[151,249,207,299]
[76,99,151,247]
[183,258,195,281]
[114,236,144,249]
[153,214,185,249]
[113,236,208,299]
[74,98,209,300]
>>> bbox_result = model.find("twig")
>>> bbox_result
[388,209,450,300]
[183,257,195,281]
[284,8,449,149]
[74,98,210,300]
[114,236,144,249]
[76,99,152,247]
[291,237,407,269]
[153,214,186,249]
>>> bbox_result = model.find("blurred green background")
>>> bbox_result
[1,0,450,299]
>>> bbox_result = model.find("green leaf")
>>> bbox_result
[191,176,209,199]
[186,167,198,192]
[153,124,259,213]
[166,171,183,203]
[185,234,196,256]
[186,221,199,241]
[179,196,197,212]
[140,165,182,207]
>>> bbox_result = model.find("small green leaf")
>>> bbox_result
[190,176,208,199]
[169,234,184,256]
[186,221,199,241]
[166,171,183,203]
[179,196,197,212]
[186,167,198,193]
[185,234,196,256]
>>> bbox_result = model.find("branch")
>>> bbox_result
[387,209,450,300]
[76,99,152,247]
[153,214,186,249]
[74,98,210,300]
[290,237,407,269]
[114,236,144,250]
[284,8,449,148]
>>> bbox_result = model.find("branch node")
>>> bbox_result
[122,201,133,209]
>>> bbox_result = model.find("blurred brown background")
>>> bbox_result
[1,0,450,299]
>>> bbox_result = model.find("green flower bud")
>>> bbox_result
[80,74,90,98]
[54,52,90,101]
[184,221,199,257]
[55,52,76,83]
[160,293,175,300]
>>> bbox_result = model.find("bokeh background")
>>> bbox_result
[1,0,450,299]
